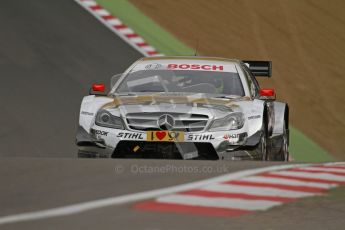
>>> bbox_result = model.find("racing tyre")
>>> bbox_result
[260,127,269,161]
[277,122,289,161]
[254,121,268,161]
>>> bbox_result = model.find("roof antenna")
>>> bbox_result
[194,39,200,56]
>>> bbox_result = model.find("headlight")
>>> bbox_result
[209,112,244,131]
[95,109,124,129]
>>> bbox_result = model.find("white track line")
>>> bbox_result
[324,162,345,166]
[271,171,345,182]
[156,194,281,211]
[83,0,96,7]
[201,184,317,198]
[2,163,344,224]
[296,167,345,173]
[0,164,309,225]
[239,176,336,189]
[94,9,109,16]
[107,18,122,26]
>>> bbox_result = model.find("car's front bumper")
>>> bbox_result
[76,125,263,160]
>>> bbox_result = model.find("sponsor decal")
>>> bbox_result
[187,134,215,141]
[81,111,94,116]
[145,63,163,70]
[248,115,261,120]
[155,131,166,140]
[117,132,144,140]
[223,133,240,140]
[147,131,184,142]
[167,64,224,71]
[92,129,109,136]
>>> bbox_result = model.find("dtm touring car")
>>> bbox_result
[76,56,289,161]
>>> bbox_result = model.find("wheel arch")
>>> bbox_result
[272,101,289,136]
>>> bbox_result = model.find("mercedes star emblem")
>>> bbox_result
[157,114,175,130]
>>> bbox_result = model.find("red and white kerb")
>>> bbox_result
[75,0,161,57]
[135,163,345,217]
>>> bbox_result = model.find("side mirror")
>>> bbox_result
[89,83,107,96]
[259,88,276,100]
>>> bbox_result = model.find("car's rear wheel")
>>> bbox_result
[253,120,269,161]
[278,122,289,161]
[260,126,269,161]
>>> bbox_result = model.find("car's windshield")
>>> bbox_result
[114,70,244,96]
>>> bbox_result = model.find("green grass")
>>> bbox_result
[289,128,334,162]
[95,0,335,162]
[96,0,191,55]
[327,186,345,199]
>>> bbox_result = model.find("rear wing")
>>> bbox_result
[243,60,272,77]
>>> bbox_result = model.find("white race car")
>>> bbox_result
[76,56,289,161]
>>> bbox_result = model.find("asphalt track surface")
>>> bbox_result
[0,0,141,157]
[0,0,344,229]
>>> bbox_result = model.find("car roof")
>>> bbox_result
[131,56,242,73]
[140,56,241,64]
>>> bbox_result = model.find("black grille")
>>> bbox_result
[126,112,209,132]
[112,141,218,160]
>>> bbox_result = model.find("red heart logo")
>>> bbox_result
[156,131,166,140]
